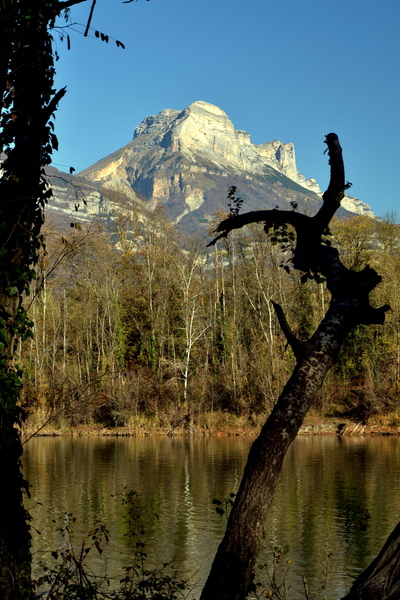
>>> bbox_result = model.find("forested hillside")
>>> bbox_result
[20,210,400,432]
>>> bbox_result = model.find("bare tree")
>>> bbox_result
[201,134,397,600]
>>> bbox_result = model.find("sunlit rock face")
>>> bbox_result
[341,194,375,217]
[49,101,374,236]
[256,140,322,195]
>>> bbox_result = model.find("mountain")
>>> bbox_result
[47,101,374,237]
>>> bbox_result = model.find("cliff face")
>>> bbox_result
[48,101,374,237]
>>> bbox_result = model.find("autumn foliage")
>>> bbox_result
[20,209,400,432]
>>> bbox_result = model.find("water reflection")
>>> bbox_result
[22,435,400,598]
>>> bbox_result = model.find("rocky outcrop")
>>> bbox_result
[256,140,322,195]
[341,194,375,217]
[127,101,319,186]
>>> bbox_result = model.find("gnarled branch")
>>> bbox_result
[207,134,389,323]
[207,209,309,247]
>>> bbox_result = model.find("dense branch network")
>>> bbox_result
[208,133,390,342]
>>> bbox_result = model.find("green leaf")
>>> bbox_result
[50,133,58,151]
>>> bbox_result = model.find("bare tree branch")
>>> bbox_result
[57,0,88,10]
[271,300,306,359]
[84,0,96,36]
[207,209,309,247]
[207,134,389,321]
[207,133,346,249]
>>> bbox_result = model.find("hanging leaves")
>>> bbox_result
[50,133,58,151]
[93,30,125,48]
[227,185,243,217]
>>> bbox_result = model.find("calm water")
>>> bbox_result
[22,435,400,598]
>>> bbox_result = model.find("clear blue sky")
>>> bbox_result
[52,0,400,218]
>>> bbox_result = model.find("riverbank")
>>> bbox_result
[22,413,400,438]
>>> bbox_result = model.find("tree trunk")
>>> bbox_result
[200,300,358,600]
[0,427,34,600]
[341,521,400,600]
[202,134,391,600]
[0,1,72,596]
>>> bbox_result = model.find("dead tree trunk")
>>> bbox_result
[341,521,400,600]
[201,134,392,600]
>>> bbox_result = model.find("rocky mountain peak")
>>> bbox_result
[71,101,374,235]
[256,140,297,181]
[168,101,248,161]
[132,101,240,161]
[127,102,322,191]
[134,101,233,136]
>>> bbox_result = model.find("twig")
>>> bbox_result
[302,575,310,600]
[21,369,119,444]
[83,0,97,36]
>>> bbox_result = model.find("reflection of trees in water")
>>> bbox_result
[23,436,400,598]
[266,436,400,595]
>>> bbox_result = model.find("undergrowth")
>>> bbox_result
[33,491,192,600]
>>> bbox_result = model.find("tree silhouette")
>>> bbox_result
[201,134,398,600]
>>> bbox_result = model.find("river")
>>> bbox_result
[22,434,400,598]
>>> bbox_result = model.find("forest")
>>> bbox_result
[20,203,400,434]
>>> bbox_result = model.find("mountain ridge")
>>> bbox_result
[47,101,374,237]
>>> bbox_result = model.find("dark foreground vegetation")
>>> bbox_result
[31,489,330,600]
[21,209,400,433]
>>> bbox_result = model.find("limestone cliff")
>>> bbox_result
[48,101,373,236]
